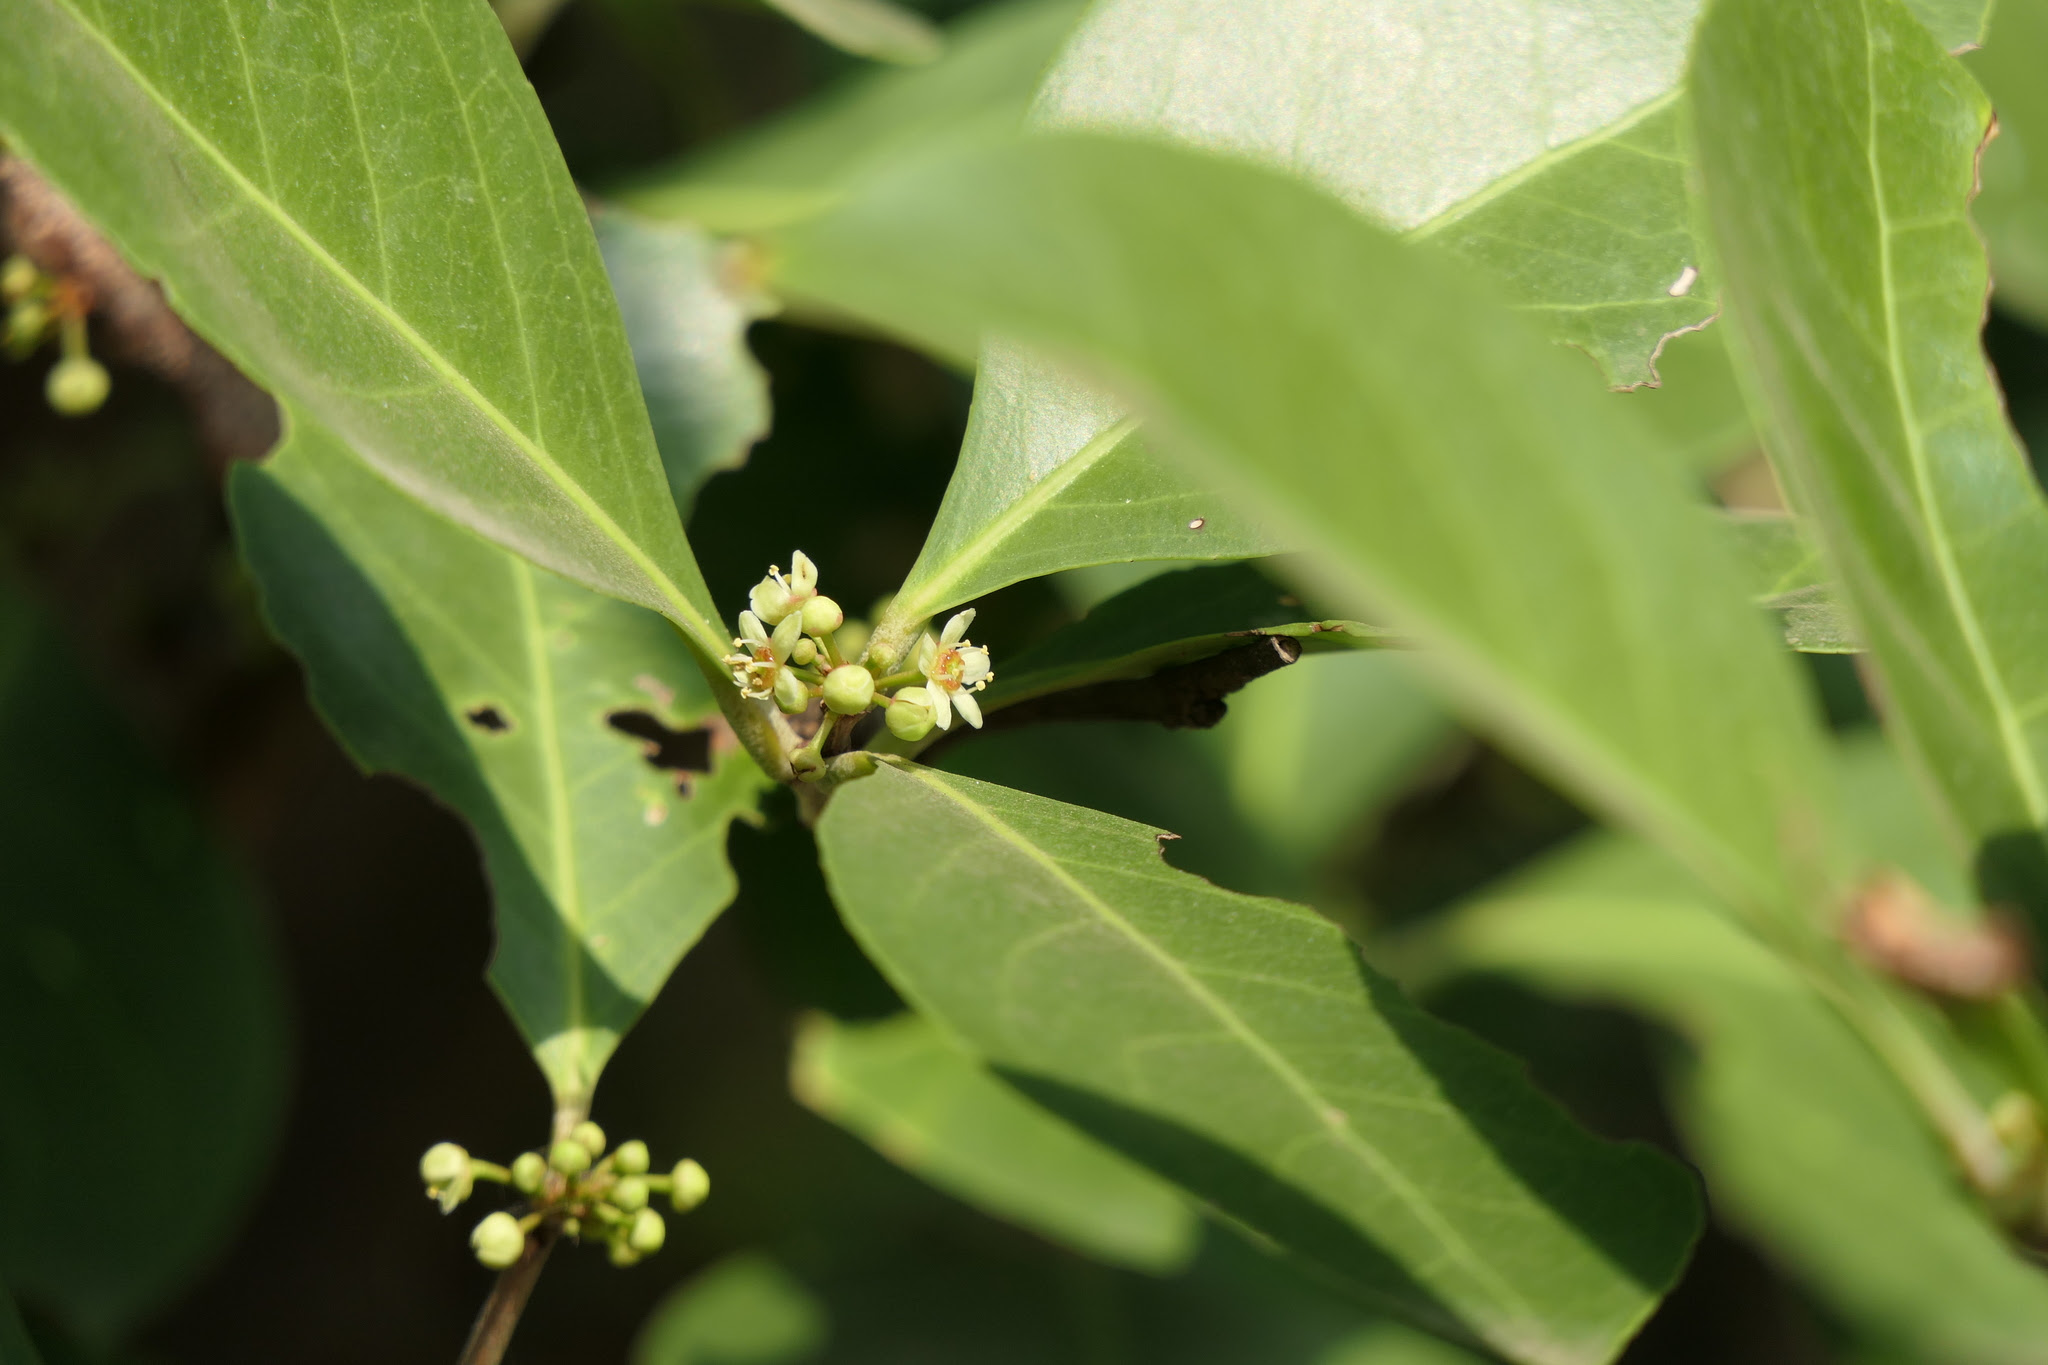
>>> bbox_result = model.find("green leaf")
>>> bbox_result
[595,208,772,518]
[1621,329,1757,477]
[636,1238,1486,1365]
[761,0,942,65]
[1437,834,2048,1363]
[791,1012,1199,1272]
[0,0,727,660]
[817,762,1700,1365]
[232,423,766,1112]
[1966,0,2048,329]
[612,0,1086,232]
[910,0,1989,641]
[1205,652,1455,869]
[1720,512,1859,654]
[0,587,286,1342]
[773,132,1840,926]
[992,563,1391,711]
[1694,0,2048,916]
[634,1254,828,1365]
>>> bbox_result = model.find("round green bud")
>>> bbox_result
[471,1212,526,1270]
[608,1240,642,1268]
[6,299,49,350]
[800,595,844,636]
[790,637,818,667]
[613,1139,650,1175]
[46,355,109,416]
[548,1139,591,1176]
[670,1158,710,1212]
[886,688,937,742]
[561,1216,581,1239]
[1,255,36,301]
[570,1120,607,1158]
[772,666,811,715]
[510,1151,547,1193]
[420,1142,470,1186]
[609,1175,650,1211]
[790,748,825,781]
[822,664,875,716]
[628,1208,667,1254]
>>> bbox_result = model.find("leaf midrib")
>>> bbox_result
[896,414,1142,625]
[899,763,1536,1330]
[1856,0,2048,832]
[42,0,723,657]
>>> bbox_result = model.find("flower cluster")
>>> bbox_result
[419,1122,708,1271]
[3,254,109,417]
[721,551,994,776]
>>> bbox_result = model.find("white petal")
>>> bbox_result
[771,612,804,663]
[958,648,991,685]
[737,610,769,644]
[791,550,818,593]
[952,689,982,729]
[930,684,953,730]
[916,633,939,676]
[941,608,975,646]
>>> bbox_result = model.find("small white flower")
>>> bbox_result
[915,609,994,730]
[721,609,802,701]
[747,550,821,625]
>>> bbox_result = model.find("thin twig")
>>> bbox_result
[456,1223,558,1365]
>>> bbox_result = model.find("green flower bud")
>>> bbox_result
[420,1142,470,1186]
[1,255,36,301]
[570,1120,607,1158]
[886,687,937,742]
[510,1151,547,1193]
[608,1239,642,1268]
[790,637,818,667]
[6,299,48,352]
[609,1175,650,1211]
[791,748,825,782]
[772,666,811,715]
[628,1208,667,1254]
[548,1139,591,1176]
[801,595,844,636]
[561,1216,582,1239]
[822,664,875,715]
[670,1158,710,1212]
[471,1212,526,1269]
[613,1139,650,1174]
[46,355,109,416]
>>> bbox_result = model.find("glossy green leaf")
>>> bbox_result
[612,0,1085,232]
[1621,328,1757,476]
[636,1239,1486,1365]
[1438,837,2048,1363]
[635,1254,828,1365]
[1967,0,2048,329]
[0,0,727,659]
[774,132,1840,924]
[791,1012,1199,1272]
[1206,652,1455,869]
[817,762,1700,1365]
[0,588,286,1342]
[763,0,943,65]
[1695,0,2048,916]
[993,563,1391,710]
[595,208,772,518]
[232,423,766,1112]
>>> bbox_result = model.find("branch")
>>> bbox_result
[921,635,1302,762]
[0,155,278,468]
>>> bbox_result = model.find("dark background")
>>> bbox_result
[7,2,2048,1361]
